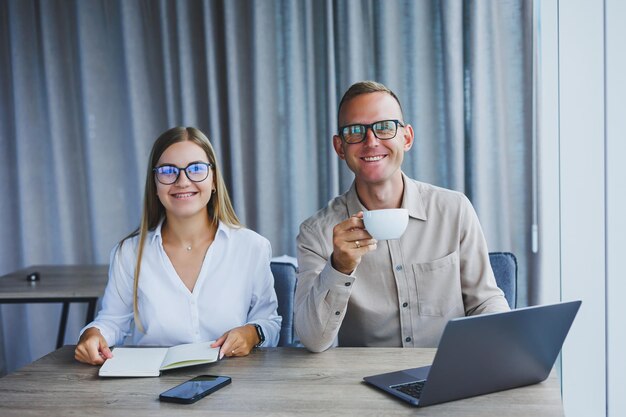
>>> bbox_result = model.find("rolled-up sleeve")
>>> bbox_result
[295,222,355,352]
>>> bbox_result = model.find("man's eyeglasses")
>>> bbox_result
[153,162,212,185]
[339,119,405,144]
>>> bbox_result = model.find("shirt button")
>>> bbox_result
[405,337,412,343]
[396,265,403,271]
[335,311,341,316]
[402,302,408,308]
[345,282,351,287]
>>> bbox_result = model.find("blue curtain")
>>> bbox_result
[0,0,532,375]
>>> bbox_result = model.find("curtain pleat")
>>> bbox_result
[0,0,532,375]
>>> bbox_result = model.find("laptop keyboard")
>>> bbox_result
[391,380,426,399]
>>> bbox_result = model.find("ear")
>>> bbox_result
[333,135,346,160]
[402,124,414,152]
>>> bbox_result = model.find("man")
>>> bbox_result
[295,81,509,352]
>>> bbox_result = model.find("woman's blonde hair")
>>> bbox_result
[122,126,241,333]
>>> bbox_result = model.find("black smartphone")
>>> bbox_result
[159,375,231,404]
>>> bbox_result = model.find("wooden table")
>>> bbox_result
[0,265,108,348]
[0,346,564,416]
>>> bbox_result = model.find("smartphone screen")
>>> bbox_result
[159,375,231,404]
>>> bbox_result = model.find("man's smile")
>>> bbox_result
[361,155,387,162]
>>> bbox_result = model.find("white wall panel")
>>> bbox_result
[558,1,606,416]
[606,1,626,416]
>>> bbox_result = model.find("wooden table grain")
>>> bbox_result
[0,265,108,348]
[0,345,564,416]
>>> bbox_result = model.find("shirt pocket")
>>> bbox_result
[412,251,463,317]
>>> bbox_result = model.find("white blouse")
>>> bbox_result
[82,221,281,347]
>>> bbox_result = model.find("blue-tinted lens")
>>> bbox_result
[185,163,209,181]
[156,165,180,184]
[158,166,179,175]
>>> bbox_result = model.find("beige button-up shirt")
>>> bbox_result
[295,173,509,352]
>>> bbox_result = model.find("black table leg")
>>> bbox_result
[57,302,70,349]
[85,299,97,325]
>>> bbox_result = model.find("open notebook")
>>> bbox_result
[99,341,220,377]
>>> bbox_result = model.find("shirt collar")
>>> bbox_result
[150,219,165,245]
[150,217,231,245]
[345,172,427,221]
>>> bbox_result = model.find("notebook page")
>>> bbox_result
[160,341,218,370]
[99,347,168,377]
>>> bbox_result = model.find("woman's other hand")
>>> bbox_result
[211,324,259,359]
[74,327,113,365]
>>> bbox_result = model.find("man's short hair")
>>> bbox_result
[337,81,405,131]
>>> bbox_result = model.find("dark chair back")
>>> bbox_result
[270,261,298,346]
[270,253,517,345]
[488,252,517,308]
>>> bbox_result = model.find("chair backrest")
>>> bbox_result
[488,252,517,308]
[270,261,297,346]
[270,253,517,346]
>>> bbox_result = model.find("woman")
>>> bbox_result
[75,126,281,365]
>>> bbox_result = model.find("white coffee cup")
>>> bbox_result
[362,208,409,240]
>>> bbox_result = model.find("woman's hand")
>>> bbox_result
[211,324,259,359]
[74,327,113,365]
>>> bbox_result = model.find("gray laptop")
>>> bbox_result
[363,300,581,407]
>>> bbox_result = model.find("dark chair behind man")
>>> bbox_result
[488,252,517,309]
[272,252,516,347]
